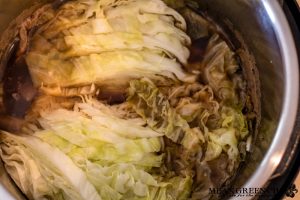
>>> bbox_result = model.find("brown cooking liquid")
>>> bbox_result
[3,56,37,118]
[184,37,210,77]
[1,37,208,120]
[188,36,210,64]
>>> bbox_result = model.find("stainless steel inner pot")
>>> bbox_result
[0,0,299,199]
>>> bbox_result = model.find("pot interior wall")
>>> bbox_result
[0,0,40,34]
[194,0,284,189]
[1,1,41,199]
[0,0,285,199]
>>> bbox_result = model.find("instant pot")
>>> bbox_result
[0,0,299,199]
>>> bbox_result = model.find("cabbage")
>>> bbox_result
[165,176,193,200]
[1,0,253,198]
[103,0,187,30]
[205,128,238,162]
[26,50,189,88]
[75,100,163,138]
[220,106,248,139]
[126,74,249,197]
[166,83,220,126]
[127,176,192,200]
[0,99,194,199]
[25,0,192,90]
[200,34,245,105]
[127,78,203,150]
[36,105,163,167]
[0,131,101,200]
[163,83,248,167]
[63,33,190,63]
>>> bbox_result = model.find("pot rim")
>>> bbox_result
[233,0,299,199]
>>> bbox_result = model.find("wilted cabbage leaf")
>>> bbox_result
[200,34,246,105]
[128,78,203,151]
[25,0,193,91]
